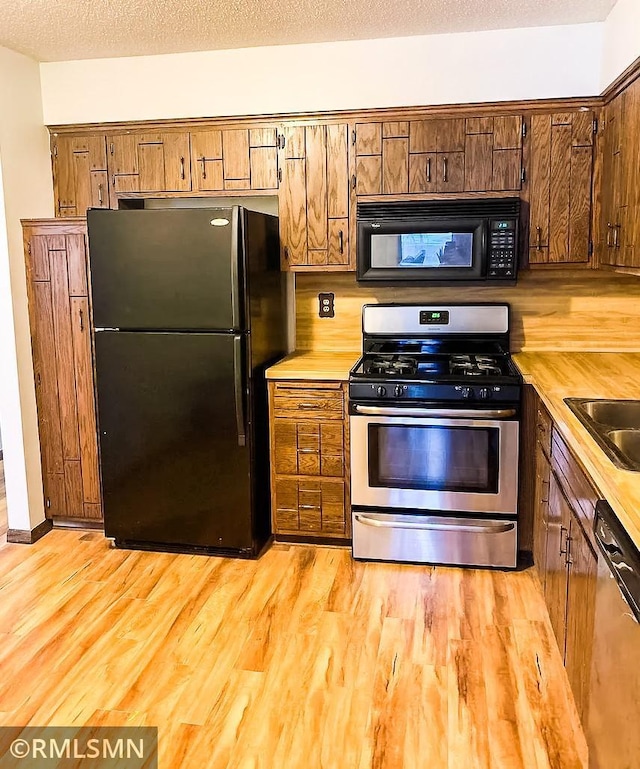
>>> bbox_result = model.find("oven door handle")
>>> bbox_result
[352,405,516,419]
[354,514,515,534]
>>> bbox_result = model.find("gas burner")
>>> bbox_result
[367,355,417,376]
[450,354,502,377]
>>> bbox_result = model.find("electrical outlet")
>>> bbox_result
[318,292,335,318]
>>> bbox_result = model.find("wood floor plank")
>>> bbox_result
[0,531,587,769]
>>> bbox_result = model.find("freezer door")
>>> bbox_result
[88,208,243,330]
[95,331,257,551]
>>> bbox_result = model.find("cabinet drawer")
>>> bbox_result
[272,382,344,419]
[273,418,344,478]
[273,478,346,536]
[551,428,599,552]
[536,403,553,458]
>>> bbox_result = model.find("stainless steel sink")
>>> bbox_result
[564,399,640,471]
[579,400,640,429]
[606,430,640,466]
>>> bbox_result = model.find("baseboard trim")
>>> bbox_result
[7,518,53,545]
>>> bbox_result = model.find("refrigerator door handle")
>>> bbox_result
[230,207,242,330]
[233,335,246,447]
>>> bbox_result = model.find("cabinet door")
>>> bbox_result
[161,133,191,192]
[601,81,640,267]
[354,122,382,195]
[279,123,350,269]
[544,473,570,654]
[53,135,109,216]
[533,441,551,588]
[190,130,224,192]
[108,132,192,194]
[565,515,598,723]
[464,133,493,191]
[25,226,102,522]
[436,153,465,192]
[528,112,593,264]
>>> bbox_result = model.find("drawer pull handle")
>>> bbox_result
[298,403,319,410]
[339,229,344,255]
[536,226,542,251]
[298,448,318,454]
[299,504,319,510]
[426,156,431,183]
[180,156,185,180]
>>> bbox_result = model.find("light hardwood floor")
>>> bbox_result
[0,531,586,768]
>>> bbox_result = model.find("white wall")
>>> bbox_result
[601,0,640,90]
[0,45,54,531]
[40,23,603,125]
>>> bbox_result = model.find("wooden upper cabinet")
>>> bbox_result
[279,123,350,270]
[52,135,109,216]
[600,80,640,268]
[355,115,522,195]
[23,221,102,522]
[528,110,594,264]
[190,130,224,191]
[108,132,191,194]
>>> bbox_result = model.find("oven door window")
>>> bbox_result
[368,424,499,493]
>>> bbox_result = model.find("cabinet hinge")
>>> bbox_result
[521,121,527,139]
[27,241,31,255]
[593,118,598,135]
[52,144,58,158]
[277,168,282,183]
[588,240,594,257]
[45,498,51,509]
[521,167,526,184]
[109,142,114,156]
[277,134,286,150]
[351,174,357,191]
[351,129,356,146]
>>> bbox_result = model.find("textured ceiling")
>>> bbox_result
[0,0,616,62]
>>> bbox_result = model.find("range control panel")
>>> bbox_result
[487,219,517,279]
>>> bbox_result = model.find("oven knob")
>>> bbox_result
[479,388,492,400]
[394,385,404,398]
[376,385,387,397]
[461,387,473,400]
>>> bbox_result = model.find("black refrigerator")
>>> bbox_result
[87,206,286,556]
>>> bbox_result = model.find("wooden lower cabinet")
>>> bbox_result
[23,219,102,523]
[531,395,599,724]
[269,380,350,540]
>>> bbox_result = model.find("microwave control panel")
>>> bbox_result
[487,219,517,278]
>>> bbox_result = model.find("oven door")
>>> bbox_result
[350,406,519,515]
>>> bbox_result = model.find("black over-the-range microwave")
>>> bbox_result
[356,197,520,285]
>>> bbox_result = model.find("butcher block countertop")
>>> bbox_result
[514,352,640,550]
[266,350,360,381]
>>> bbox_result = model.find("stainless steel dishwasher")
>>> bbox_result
[588,500,640,769]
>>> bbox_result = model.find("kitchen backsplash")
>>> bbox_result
[295,270,640,352]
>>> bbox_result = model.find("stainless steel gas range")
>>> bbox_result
[349,303,522,569]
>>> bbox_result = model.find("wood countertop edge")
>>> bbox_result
[265,351,360,381]
[514,355,640,551]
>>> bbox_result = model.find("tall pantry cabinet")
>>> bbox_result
[23,219,102,523]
